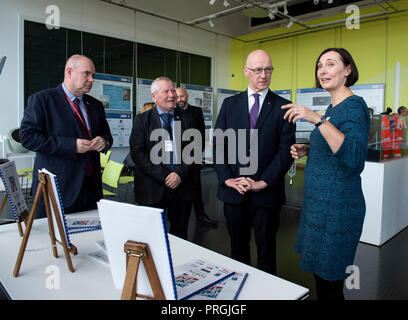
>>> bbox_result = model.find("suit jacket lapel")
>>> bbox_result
[151,106,162,131]
[57,85,83,135]
[240,91,250,130]
[255,90,274,130]
[82,95,96,137]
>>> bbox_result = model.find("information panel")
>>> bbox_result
[350,83,384,114]
[181,84,214,130]
[295,88,329,139]
[136,78,154,114]
[216,88,241,116]
[90,74,132,112]
[295,84,384,140]
[105,113,133,148]
[273,89,291,101]
[88,73,133,148]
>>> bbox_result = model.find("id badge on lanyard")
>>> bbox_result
[165,140,174,152]
[63,91,91,136]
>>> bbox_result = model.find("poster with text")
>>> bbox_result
[88,73,133,148]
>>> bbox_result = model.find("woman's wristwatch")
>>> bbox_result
[315,115,328,128]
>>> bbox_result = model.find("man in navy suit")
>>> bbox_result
[130,77,193,240]
[20,55,112,218]
[214,49,296,275]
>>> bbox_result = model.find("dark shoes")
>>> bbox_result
[197,214,218,227]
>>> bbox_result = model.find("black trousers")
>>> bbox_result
[314,274,345,300]
[145,190,192,240]
[191,165,205,218]
[64,175,99,213]
[223,196,281,275]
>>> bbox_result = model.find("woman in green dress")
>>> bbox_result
[282,48,370,300]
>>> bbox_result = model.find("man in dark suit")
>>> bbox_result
[176,87,218,227]
[130,77,193,239]
[213,49,296,275]
[20,55,113,218]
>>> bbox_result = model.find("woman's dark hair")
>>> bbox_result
[314,48,359,88]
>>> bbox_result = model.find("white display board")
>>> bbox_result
[136,78,154,115]
[350,83,384,115]
[216,88,241,116]
[98,199,177,300]
[295,88,330,139]
[0,160,27,220]
[88,73,133,148]
[181,84,213,130]
[295,84,385,140]
[273,89,291,101]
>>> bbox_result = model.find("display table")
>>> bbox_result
[360,157,408,246]
[0,211,309,300]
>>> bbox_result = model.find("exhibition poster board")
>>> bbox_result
[88,73,133,148]
[181,84,213,130]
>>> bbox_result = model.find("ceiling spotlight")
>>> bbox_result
[313,0,319,4]
[223,0,230,8]
[209,19,215,28]
[328,0,333,3]
[268,10,275,20]
[209,0,216,5]
[286,19,293,28]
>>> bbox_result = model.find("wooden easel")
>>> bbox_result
[13,172,78,277]
[0,188,28,237]
[121,240,165,300]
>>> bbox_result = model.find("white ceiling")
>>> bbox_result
[101,0,395,38]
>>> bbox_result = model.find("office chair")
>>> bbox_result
[101,160,124,198]
[100,150,112,170]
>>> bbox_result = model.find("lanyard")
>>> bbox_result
[63,91,91,136]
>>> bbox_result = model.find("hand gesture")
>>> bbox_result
[282,103,321,125]
[165,172,181,189]
[225,177,249,195]
[76,139,91,154]
[290,144,309,160]
[90,136,107,152]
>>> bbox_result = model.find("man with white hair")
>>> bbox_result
[129,77,193,240]
[20,54,112,218]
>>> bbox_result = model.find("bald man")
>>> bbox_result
[214,49,296,275]
[176,87,218,227]
[20,54,113,218]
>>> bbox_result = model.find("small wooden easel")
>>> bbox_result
[0,191,28,237]
[121,240,165,300]
[13,172,78,277]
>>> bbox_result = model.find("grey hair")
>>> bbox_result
[151,76,174,94]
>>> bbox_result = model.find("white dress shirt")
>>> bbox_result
[247,87,269,115]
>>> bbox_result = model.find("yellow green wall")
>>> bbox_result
[230,0,408,111]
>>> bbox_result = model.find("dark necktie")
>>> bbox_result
[74,98,88,130]
[249,93,260,129]
[74,98,93,176]
[160,113,177,171]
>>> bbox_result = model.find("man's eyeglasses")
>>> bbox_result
[246,66,274,75]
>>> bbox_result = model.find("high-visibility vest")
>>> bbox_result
[381,115,403,158]
[381,115,403,148]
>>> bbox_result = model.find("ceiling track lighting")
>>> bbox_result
[283,2,288,15]
[268,1,289,19]
[286,18,294,28]
[208,19,215,27]
[223,0,230,8]
[209,0,216,5]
